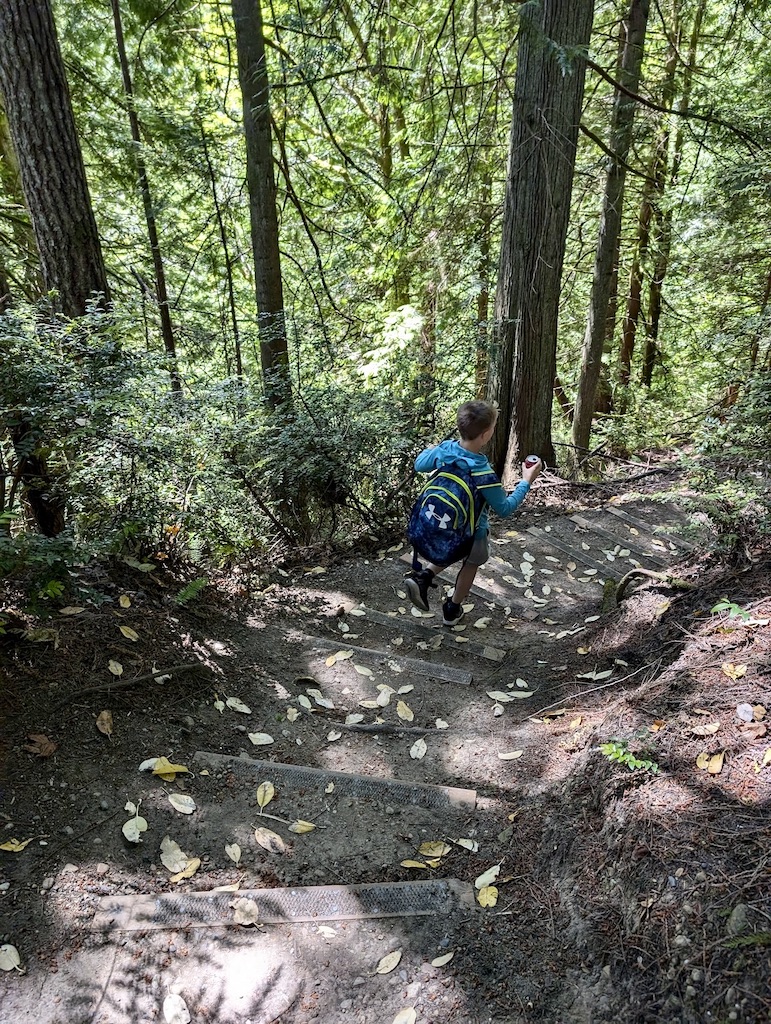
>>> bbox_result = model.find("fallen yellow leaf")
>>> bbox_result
[152,756,189,780]
[477,885,498,907]
[288,820,316,834]
[721,662,747,680]
[418,841,451,858]
[376,949,402,974]
[170,857,201,883]
[0,838,33,852]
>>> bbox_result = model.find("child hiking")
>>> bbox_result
[405,399,542,625]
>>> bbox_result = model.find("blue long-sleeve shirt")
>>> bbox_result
[414,440,530,533]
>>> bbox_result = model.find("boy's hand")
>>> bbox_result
[522,457,542,484]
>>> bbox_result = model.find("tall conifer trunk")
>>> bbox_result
[572,0,649,456]
[231,0,290,409]
[0,0,109,316]
[488,0,594,480]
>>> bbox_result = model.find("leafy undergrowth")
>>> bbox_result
[0,480,770,1023]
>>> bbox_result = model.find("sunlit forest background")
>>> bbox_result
[1,0,769,601]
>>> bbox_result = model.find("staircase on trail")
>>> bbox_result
[95,496,694,920]
[79,494,697,1024]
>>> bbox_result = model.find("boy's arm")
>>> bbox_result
[414,446,440,473]
[477,479,531,518]
[477,458,541,518]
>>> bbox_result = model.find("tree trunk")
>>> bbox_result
[200,122,243,379]
[642,0,706,387]
[0,0,110,317]
[110,0,182,395]
[572,0,649,457]
[0,97,43,301]
[488,0,595,480]
[475,174,492,397]
[8,413,65,537]
[618,168,654,386]
[232,0,290,409]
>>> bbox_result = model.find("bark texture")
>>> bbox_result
[232,0,289,408]
[572,0,649,455]
[0,0,109,317]
[489,0,595,480]
[110,0,181,393]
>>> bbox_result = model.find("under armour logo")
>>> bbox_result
[424,504,451,529]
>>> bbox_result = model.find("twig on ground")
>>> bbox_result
[48,662,207,713]
[529,664,655,719]
[540,467,676,490]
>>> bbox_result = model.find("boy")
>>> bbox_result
[405,399,542,625]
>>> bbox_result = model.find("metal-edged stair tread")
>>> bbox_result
[306,635,473,685]
[603,504,697,551]
[568,513,668,567]
[361,606,506,662]
[93,877,476,931]
[525,524,625,580]
[193,751,478,809]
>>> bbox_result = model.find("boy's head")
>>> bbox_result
[457,400,498,441]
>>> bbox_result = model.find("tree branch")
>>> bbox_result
[585,57,760,151]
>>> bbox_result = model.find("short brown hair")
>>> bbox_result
[457,400,498,441]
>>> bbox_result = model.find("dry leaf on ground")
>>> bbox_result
[0,945,21,972]
[288,819,316,834]
[160,835,189,873]
[168,793,196,814]
[152,757,189,781]
[170,857,200,883]
[692,722,720,736]
[392,1010,417,1024]
[722,662,747,680]
[397,700,414,722]
[256,781,275,809]
[376,949,402,974]
[431,952,454,967]
[475,863,501,889]
[226,696,251,714]
[96,711,113,738]
[248,733,274,746]
[163,993,191,1024]
[419,841,451,858]
[410,737,427,760]
[232,897,261,926]
[23,733,57,757]
[122,809,148,843]
[254,826,287,854]
[477,885,498,907]
[0,838,33,852]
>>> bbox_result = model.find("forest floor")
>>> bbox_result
[1,461,770,1024]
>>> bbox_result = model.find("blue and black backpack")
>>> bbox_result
[407,460,487,570]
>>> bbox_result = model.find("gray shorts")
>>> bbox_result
[465,529,490,567]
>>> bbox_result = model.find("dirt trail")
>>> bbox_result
[1,480,770,1024]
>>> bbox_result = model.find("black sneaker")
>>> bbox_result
[442,598,465,626]
[404,569,436,612]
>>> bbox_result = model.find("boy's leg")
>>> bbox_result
[442,529,488,625]
[404,561,444,611]
[450,561,479,605]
